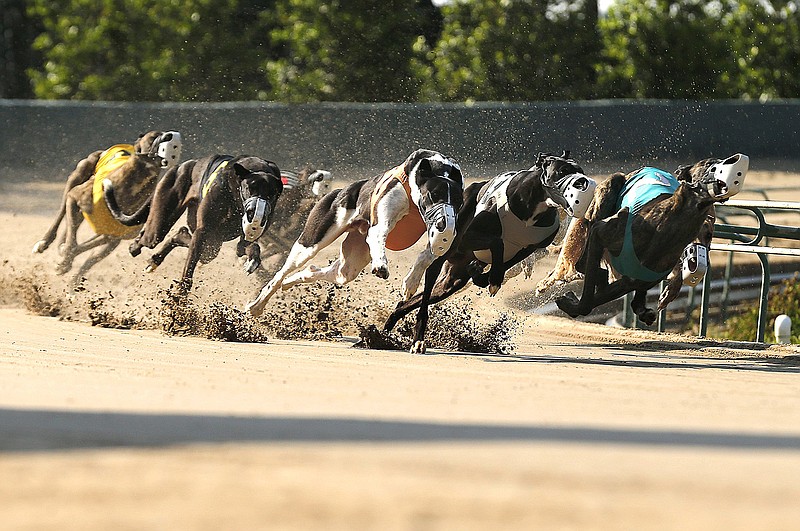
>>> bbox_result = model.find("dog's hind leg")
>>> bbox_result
[282,230,370,290]
[536,217,589,293]
[145,226,193,273]
[245,225,350,317]
[70,238,120,285]
[55,193,86,275]
[33,154,98,254]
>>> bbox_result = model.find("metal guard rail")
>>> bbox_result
[699,199,800,342]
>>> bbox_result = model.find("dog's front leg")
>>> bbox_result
[411,255,447,354]
[402,248,434,300]
[366,187,407,279]
[630,285,659,326]
[486,239,505,296]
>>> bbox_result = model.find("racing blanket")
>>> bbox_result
[608,167,680,281]
[82,144,142,237]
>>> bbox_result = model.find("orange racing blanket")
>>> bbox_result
[371,165,426,251]
[82,144,142,237]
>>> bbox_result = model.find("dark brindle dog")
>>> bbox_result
[245,149,464,317]
[537,153,749,324]
[383,151,596,353]
[32,131,181,281]
[104,155,283,292]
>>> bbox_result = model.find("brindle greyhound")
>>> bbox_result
[32,131,181,282]
[104,155,283,293]
[383,151,596,353]
[537,154,749,324]
[245,149,464,317]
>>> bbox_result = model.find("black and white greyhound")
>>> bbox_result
[383,151,596,353]
[245,149,464,317]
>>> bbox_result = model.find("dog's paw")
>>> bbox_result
[488,283,501,297]
[54,261,71,275]
[410,340,427,354]
[243,259,260,275]
[129,242,142,257]
[639,309,657,326]
[144,262,159,273]
[244,300,264,317]
[32,240,48,254]
[555,292,582,318]
[372,264,390,280]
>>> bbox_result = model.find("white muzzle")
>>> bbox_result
[681,243,709,287]
[708,153,748,199]
[424,203,457,257]
[156,131,182,168]
[242,197,270,242]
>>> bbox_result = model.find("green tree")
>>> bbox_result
[265,0,440,102]
[597,0,738,99]
[425,0,600,102]
[725,0,800,100]
[1,0,41,98]
[28,0,275,101]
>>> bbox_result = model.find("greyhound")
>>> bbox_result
[104,155,283,293]
[538,153,749,324]
[245,149,464,317]
[32,131,181,282]
[383,151,596,353]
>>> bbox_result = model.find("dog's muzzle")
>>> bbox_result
[705,153,748,199]
[550,173,596,218]
[156,131,183,169]
[681,243,708,287]
[242,197,270,242]
[424,203,457,257]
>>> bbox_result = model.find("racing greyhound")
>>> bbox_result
[104,155,283,292]
[539,153,749,324]
[383,151,596,353]
[32,131,181,281]
[245,149,464,317]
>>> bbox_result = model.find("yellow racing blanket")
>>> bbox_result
[82,144,142,237]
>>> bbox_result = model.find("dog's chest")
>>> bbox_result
[474,174,559,262]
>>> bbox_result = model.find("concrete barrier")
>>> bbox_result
[3,99,800,181]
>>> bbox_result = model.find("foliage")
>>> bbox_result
[426,0,600,102]
[28,0,275,101]
[265,0,440,102]
[16,0,800,102]
[597,0,738,99]
[724,274,800,343]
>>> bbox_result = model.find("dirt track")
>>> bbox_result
[2,175,800,530]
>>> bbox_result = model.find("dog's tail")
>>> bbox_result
[102,179,152,226]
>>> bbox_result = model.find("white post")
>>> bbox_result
[774,314,792,344]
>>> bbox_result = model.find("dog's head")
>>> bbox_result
[233,158,284,242]
[280,168,333,197]
[675,153,749,203]
[405,150,465,257]
[134,130,183,169]
[534,151,596,218]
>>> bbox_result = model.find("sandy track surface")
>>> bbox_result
[2,174,800,530]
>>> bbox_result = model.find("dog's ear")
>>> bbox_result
[233,162,251,180]
[674,164,693,182]
[560,150,570,159]
[416,158,433,179]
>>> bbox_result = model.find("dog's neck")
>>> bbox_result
[505,168,550,224]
